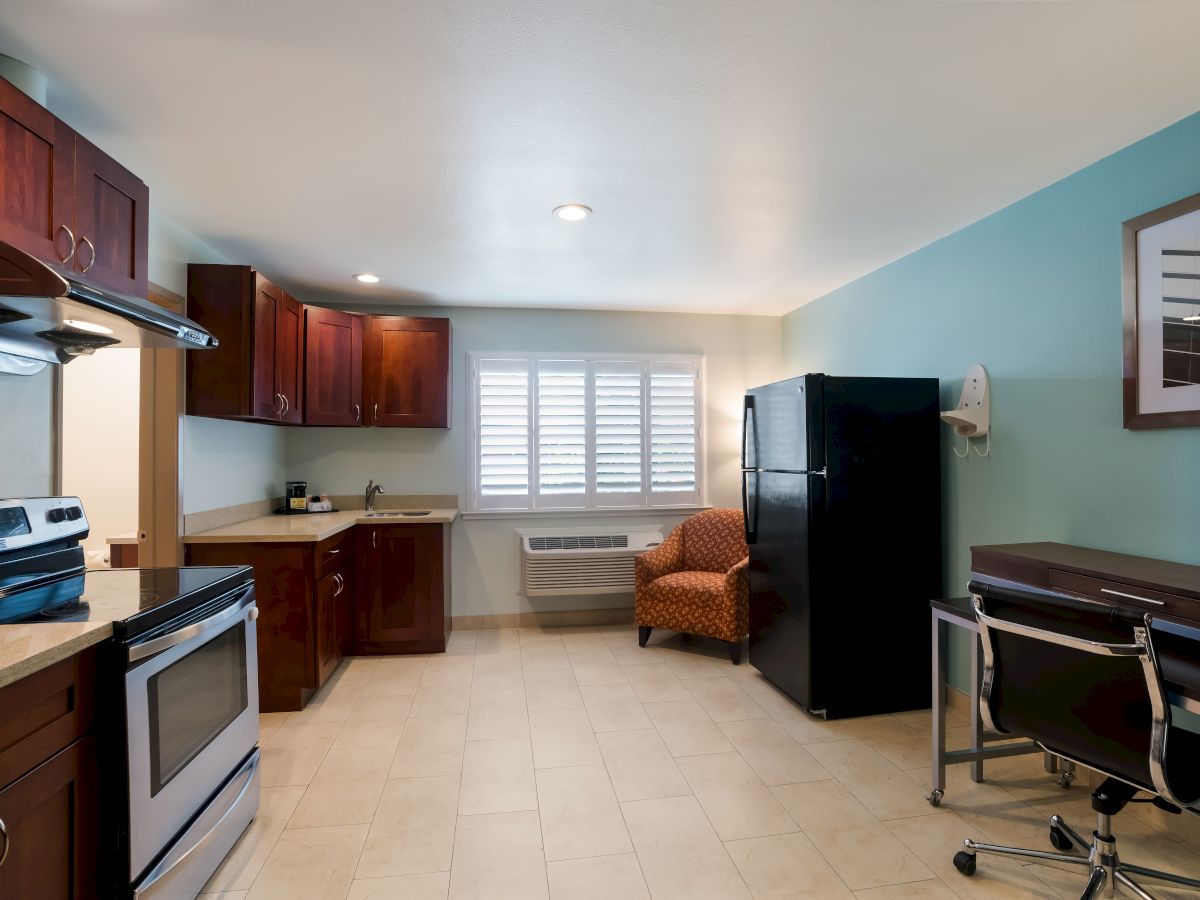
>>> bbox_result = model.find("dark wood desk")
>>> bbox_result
[973,542,1200,714]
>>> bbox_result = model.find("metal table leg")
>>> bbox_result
[929,616,946,806]
[970,635,985,782]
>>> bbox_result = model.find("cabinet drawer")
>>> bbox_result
[315,528,353,579]
[0,647,97,791]
[1048,569,1196,620]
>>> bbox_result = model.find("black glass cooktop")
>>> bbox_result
[3,565,253,638]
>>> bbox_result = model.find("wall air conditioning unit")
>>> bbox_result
[518,527,663,597]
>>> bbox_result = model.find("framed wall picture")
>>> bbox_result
[1122,192,1200,429]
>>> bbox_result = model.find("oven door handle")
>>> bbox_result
[128,583,256,663]
[132,750,260,899]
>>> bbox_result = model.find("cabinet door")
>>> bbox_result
[277,292,304,424]
[0,737,97,900]
[364,317,451,427]
[0,80,74,266]
[251,276,281,421]
[314,570,341,686]
[305,307,363,426]
[72,135,149,297]
[357,525,446,650]
[336,568,354,656]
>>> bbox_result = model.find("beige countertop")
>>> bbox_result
[182,508,459,544]
[106,531,138,546]
[0,621,112,691]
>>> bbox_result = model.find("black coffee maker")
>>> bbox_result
[285,481,308,514]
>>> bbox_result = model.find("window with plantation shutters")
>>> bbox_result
[470,353,703,512]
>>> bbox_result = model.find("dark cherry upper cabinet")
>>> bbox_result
[0,76,148,297]
[187,265,304,424]
[277,292,304,424]
[71,135,149,297]
[0,78,74,266]
[364,316,451,427]
[305,307,363,426]
[356,523,451,653]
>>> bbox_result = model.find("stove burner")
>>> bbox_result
[35,600,90,620]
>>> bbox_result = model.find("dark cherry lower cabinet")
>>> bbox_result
[186,531,354,712]
[356,524,451,653]
[0,648,98,899]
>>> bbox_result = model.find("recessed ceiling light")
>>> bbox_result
[354,273,381,284]
[553,204,592,222]
[63,318,114,335]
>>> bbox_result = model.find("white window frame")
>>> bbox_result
[468,351,706,514]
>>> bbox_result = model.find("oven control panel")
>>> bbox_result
[0,497,89,553]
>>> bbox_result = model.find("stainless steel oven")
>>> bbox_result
[125,580,261,898]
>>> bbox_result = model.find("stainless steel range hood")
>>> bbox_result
[0,239,217,375]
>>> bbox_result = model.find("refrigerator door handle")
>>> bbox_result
[741,395,756,470]
[742,470,758,545]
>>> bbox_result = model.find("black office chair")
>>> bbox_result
[952,577,1200,899]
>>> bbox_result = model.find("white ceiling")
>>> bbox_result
[3,1,1200,315]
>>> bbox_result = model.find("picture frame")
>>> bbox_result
[1122,191,1200,429]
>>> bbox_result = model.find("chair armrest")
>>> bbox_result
[635,526,684,590]
[725,556,749,592]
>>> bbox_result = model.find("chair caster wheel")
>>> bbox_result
[927,789,943,807]
[1049,825,1073,852]
[953,851,977,876]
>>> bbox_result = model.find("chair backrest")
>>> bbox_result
[680,508,748,573]
[971,576,1199,808]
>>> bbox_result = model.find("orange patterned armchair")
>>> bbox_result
[634,508,750,664]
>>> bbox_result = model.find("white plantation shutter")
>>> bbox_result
[469,353,703,511]
[649,361,699,502]
[536,360,587,505]
[475,358,531,509]
[593,362,643,505]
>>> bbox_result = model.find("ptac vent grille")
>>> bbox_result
[527,534,629,551]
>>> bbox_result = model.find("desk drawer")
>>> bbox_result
[315,528,353,579]
[1048,569,1196,620]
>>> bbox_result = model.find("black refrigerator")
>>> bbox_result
[742,374,942,719]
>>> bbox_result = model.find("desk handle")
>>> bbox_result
[1100,588,1164,607]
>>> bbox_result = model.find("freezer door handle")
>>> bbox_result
[741,395,757,470]
[741,470,758,545]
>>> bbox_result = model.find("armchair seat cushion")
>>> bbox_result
[647,571,726,604]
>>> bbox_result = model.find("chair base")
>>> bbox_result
[954,807,1200,898]
[636,626,743,664]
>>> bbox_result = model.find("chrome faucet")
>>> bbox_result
[365,479,386,511]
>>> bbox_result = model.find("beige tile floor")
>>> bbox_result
[202,625,1200,899]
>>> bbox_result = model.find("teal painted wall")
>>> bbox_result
[781,112,1200,690]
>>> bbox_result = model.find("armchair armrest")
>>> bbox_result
[635,525,684,590]
[725,556,749,595]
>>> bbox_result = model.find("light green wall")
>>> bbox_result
[147,210,288,516]
[782,111,1200,689]
[286,303,782,616]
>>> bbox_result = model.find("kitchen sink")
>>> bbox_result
[364,511,432,517]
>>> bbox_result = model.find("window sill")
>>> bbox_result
[460,505,712,521]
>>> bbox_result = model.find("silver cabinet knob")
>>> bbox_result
[0,815,9,867]
[247,607,259,621]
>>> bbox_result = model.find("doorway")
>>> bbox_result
[57,282,185,568]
